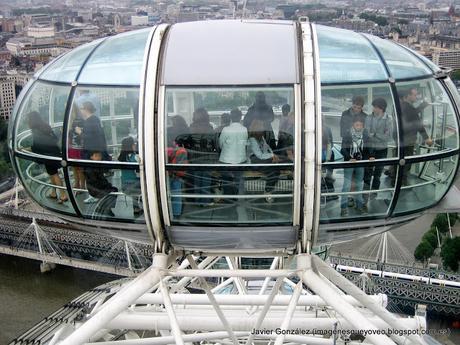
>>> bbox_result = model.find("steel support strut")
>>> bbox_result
[52,254,428,345]
[298,255,397,345]
[60,253,168,345]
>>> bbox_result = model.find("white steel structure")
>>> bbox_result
[8,19,460,345]
[49,254,428,345]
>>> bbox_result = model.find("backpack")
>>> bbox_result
[167,146,188,178]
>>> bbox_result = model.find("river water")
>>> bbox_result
[0,254,117,344]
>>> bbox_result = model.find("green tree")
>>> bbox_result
[451,70,460,80]
[422,231,438,249]
[390,27,402,35]
[414,240,434,261]
[0,160,12,179]
[359,13,388,26]
[432,213,457,233]
[440,237,460,271]
[427,226,438,235]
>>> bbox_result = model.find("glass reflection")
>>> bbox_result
[15,82,70,154]
[166,168,293,224]
[16,157,71,213]
[364,34,432,79]
[78,29,151,85]
[71,161,144,222]
[320,164,396,221]
[165,87,295,225]
[396,79,459,158]
[316,25,387,83]
[396,156,458,214]
[322,84,397,162]
[39,39,101,83]
[67,87,139,162]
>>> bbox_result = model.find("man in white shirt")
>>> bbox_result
[219,109,248,164]
[219,109,248,195]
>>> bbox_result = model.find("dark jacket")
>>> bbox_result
[400,100,428,146]
[340,129,372,161]
[188,121,217,163]
[322,126,334,162]
[31,128,61,157]
[82,115,108,153]
[243,103,275,128]
[85,167,118,199]
[243,103,276,149]
[340,108,368,138]
[365,113,393,151]
[277,124,294,160]
[70,116,84,148]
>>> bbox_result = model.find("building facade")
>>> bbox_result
[432,49,460,69]
[0,78,16,120]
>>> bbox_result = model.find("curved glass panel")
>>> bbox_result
[39,39,102,82]
[164,86,295,225]
[8,78,34,149]
[321,83,398,162]
[396,79,459,159]
[319,164,396,221]
[316,25,387,83]
[365,34,432,79]
[418,53,442,73]
[445,78,460,112]
[70,164,144,223]
[16,157,74,214]
[78,29,151,85]
[67,87,139,162]
[395,155,458,214]
[15,82,71,156]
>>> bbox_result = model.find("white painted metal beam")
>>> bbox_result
[60,254,168,345]
[106,313,419,331]
[298,255,396,345]
[311,255,426,345]
[135,292,385,307]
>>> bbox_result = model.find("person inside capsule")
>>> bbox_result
[243,91,276,150]
[340,95,368,139]
[276,110,294,162]
[363,98,393,203]
[399,87,433,184]
[27,111,68,203]
[340,95,368,208]
[188,107,217,207]
[75,101,108,161]
[68,108,85,193]
[340,115,373,216]
[219,108,248,197]
[84,150,118,218]
[167,115,189,217]
[248,119,280,203]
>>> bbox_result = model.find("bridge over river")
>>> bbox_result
[0,202,458,316]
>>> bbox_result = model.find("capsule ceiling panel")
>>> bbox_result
[39,38,103,83]
[316,25,388,83]
[78,28,152,85]
[363,33,433,79]
[162,20,299,85]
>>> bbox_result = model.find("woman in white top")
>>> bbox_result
[219,109,248,196]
